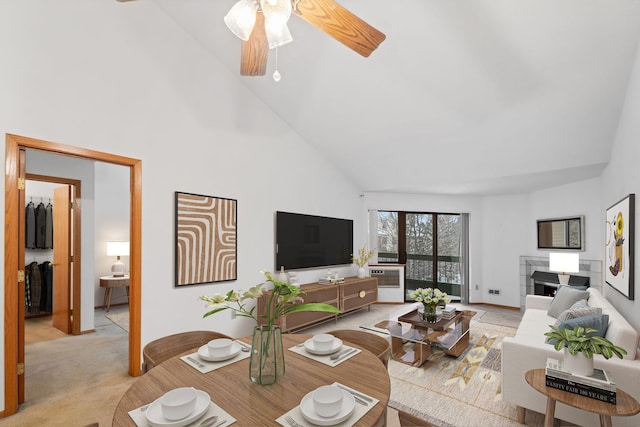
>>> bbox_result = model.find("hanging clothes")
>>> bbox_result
[39,261,53,313]
[27,261,42,314]
[25,201,36,249]
[35,201,47,249]
[44,201,53,249]
[25,263,32,310]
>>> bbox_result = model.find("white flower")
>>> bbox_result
[411,287,450,305]
[201,293,227,307]
[242,285,264,300]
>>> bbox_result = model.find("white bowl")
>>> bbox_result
[312,334,335,351]
[207,338,233,358]
[312,385,344,418]
[160,387,198,421]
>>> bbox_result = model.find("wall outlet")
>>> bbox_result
[231,310,236,319]
[488,289,500,295]
[475,284,479,290]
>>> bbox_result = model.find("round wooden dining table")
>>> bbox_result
[112,333,390,426]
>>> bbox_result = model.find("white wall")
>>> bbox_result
[479,193,529,305]
[600,34,640,333]
[526,177,603,260]
[0,0,366,411]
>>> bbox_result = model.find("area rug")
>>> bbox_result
[105,311,129,332]
[388,321,527,426]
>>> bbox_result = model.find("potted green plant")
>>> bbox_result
[544,325,627,376]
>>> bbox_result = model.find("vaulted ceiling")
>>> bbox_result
[149,0,640,195]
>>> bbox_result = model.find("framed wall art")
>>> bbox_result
[175,191,237,286]
[605,193,635,300]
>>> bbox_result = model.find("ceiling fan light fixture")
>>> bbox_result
[261,0,293,49]
[224,0,259,41]
[265,22,293,49]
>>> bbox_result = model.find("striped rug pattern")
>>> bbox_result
[176,192,236,285]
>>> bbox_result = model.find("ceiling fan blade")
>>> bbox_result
[294,0,386,57]
[241,13,269,76]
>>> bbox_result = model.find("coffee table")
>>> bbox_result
[360,304,475,366]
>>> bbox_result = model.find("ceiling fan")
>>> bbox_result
[117,0,386,77]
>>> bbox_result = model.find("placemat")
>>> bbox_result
[288,343,361,367]
[128,396,237,427]
[180,340,250,373]
[275,382,379,427]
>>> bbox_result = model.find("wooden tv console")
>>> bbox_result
[257,277,378,332]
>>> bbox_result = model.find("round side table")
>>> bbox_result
[525,368,640,427]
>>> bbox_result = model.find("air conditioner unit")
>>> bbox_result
[370,268,400,288]
[368,265,404,303]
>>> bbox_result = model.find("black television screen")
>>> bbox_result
[276,211,353,270]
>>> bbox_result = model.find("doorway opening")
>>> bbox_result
[4,134,142,417]
[24,176,81,338]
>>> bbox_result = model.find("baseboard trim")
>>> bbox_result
[467,302,521,311]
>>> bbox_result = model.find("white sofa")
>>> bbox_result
[502,287,640,426]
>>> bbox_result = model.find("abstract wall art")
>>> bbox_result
[605,193,635,300]
[175,191,237,286]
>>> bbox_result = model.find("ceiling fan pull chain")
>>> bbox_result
[273,47,282,82]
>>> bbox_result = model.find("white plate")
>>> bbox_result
[197,342,242,362]
[303,338,343,355]
[145,389,210,427]
[300,389,355,426]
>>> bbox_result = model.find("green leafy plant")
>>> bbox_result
[199,269,341,330]
[544,325,627,359]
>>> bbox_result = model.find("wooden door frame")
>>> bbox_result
[4,134,142,416]
[26,175,82,336]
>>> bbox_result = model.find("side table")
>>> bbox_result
[100,275,130,312]
[525,368,640,427]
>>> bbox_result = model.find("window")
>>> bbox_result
[376,211,467,302]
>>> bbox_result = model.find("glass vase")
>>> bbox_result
[250,325,284,385]
[421,303,439,322]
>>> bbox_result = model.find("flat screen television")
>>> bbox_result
[276,211,353,270]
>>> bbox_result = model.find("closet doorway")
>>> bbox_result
[24,175,80,336]
[4,134,142,417]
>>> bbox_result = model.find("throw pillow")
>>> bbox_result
[557,313,610,338]
[546,314,610,347]
[552,284,589,302]
[547,286,590,318]
[554,304,602,325]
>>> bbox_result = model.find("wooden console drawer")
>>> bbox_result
[341,278,378,312]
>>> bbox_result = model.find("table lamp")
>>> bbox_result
[549,252,579,285]
[107,241,129,277]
